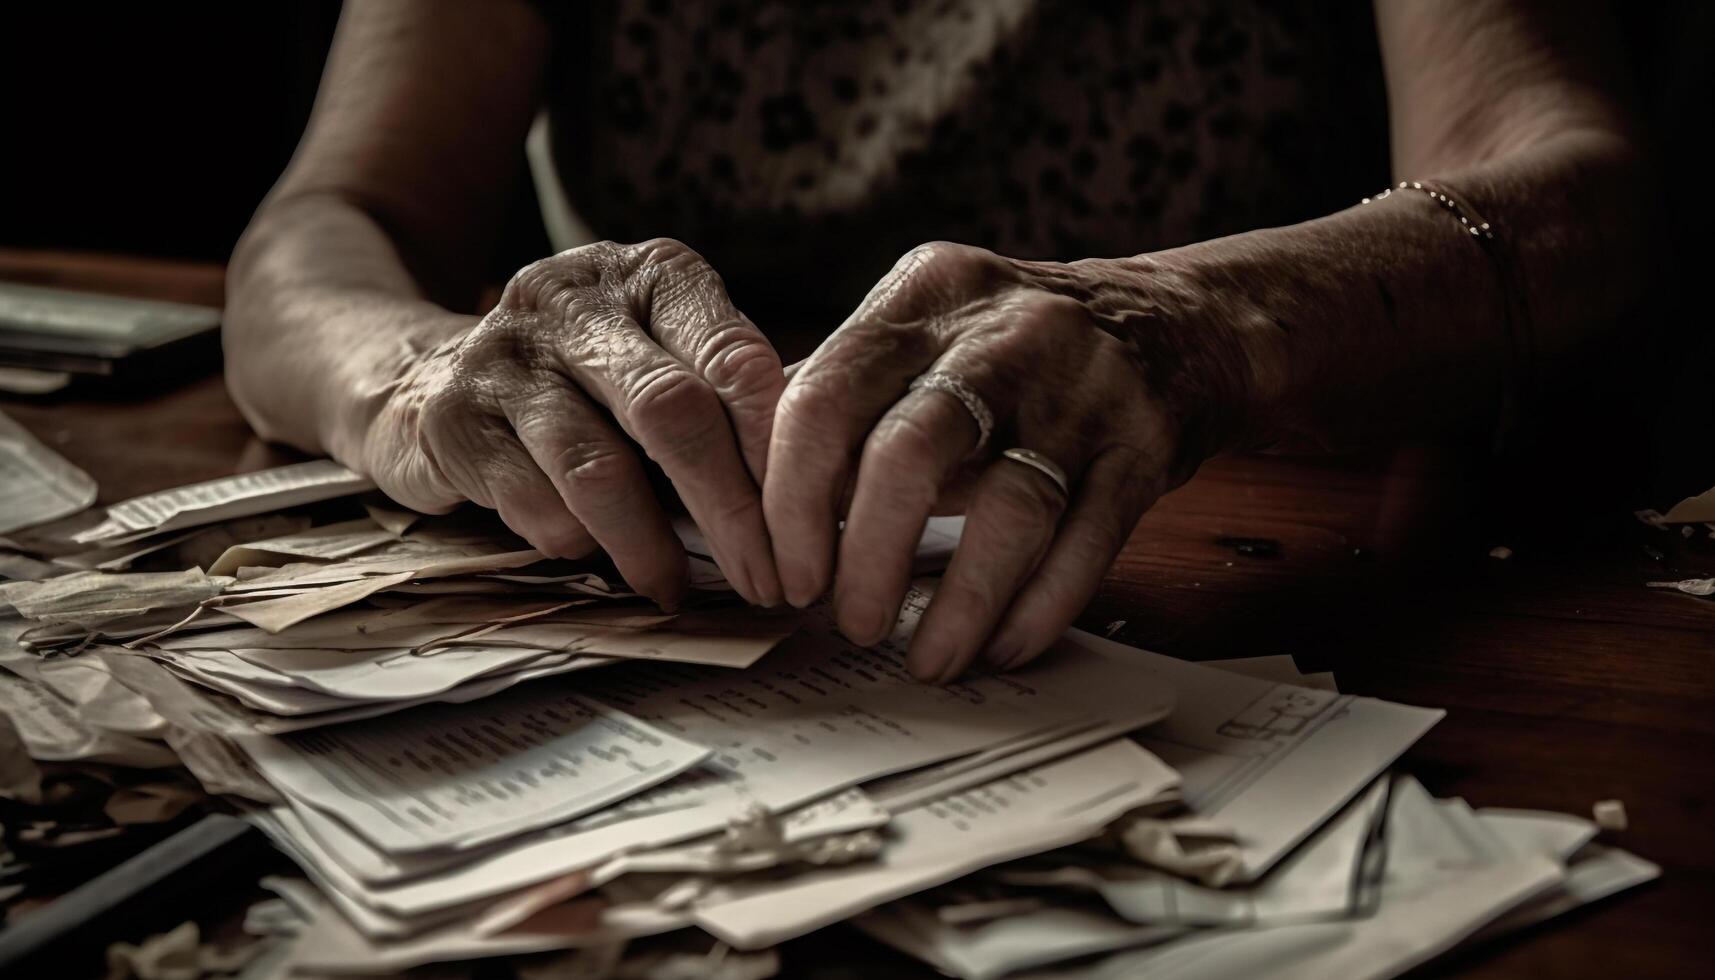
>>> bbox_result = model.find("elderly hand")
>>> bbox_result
[765,242,1243,681]
[362,239,785,609]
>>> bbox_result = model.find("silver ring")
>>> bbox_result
[909,371,994,456]
[1000,448,1069,497]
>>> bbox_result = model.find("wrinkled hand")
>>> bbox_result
[364,239,785,609]
[765,243,1203,681]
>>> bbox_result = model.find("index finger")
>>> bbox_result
[553,310,780,607]
[639,241,785,485]
[764,322,942,608]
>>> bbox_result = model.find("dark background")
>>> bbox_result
[0,3,1705,264]
[1,4,343,261]
[0,2,555,275]
[0,1,1708,495]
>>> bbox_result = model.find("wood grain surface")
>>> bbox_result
[2,249,1708,979]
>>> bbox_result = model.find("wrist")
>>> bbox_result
[319,303,476,467]
[1055,252,1271,480]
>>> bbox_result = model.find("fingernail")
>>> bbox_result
[907,653,946,683]
[779,556,821,608]
[836,594,890,647]
[983,639,1023,671]
[651,575,688,614]
[995,643,1037,673]
[906,640,952,683]
[749,555,784,610]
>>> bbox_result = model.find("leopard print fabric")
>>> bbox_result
[537,0,1389,319]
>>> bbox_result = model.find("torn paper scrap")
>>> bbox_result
[206,518,400,576]
[1645,578,1715,597]
[0,646,180,767]
[1,567,227,627]
[0,408,98,535]
[73,459,373,545]
[1663,484,1715,524]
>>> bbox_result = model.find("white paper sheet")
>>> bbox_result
[859,901,1185,980]
[0,408,98,535]
[171,643,573,703]
[0,641,178,767]
[1002,774,1392,928]
[1016,856,1562,980]
[691,739,1181,949]
[270,874,686,975]
[573,601,1131,817]
[207,518,401,575]
[73,460,373,544]
[1061,629,1443,881]
[250,600,1180,924]
[1200,655,1337,692]
[33,651,171,738]
[240,686,712,853]
[1469,843,1658,943]
[246,654,615,735]
[906,777,1573,980]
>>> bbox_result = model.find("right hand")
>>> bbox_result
[360,239,785,609]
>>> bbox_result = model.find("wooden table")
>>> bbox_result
[3,250,1710,978]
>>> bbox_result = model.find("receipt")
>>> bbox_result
[580,627,1088,814]
[0,408,97,536]
[239,685,711,854]
[73,460,373,544]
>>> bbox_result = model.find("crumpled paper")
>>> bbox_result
[1646,578,1715,597]
[1109,816,1245,887]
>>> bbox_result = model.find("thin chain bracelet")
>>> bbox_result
[1362,180,1495,241]
[1361,178,1533,450]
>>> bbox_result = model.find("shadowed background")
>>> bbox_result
[0,1,1708,496]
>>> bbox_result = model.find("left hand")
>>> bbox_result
[764,242,1225,682]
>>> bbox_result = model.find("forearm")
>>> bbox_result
[224,193,475,462]
[1083,126,1649,463]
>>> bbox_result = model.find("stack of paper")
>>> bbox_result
[851,648,1660,979]
[0,461,1657,977]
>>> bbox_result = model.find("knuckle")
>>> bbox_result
[862,241,1008,325]
[506,245,617,309]
[557,444,636,502]
[983,473,1061,529]
[626,367,722,450]
[701,328,783,399]
[860,419,943,509]
[504,258,565,309]
[1015,290,1089,330]
[939,575,999,617]
[774,375,847,440]
[636,240,724,317]
[867,412,943,472]
[899,241,1001,290]
[1075,505,1131,555]
[535,521,593,559]
[633,237,694,267]
[708,485,763,527]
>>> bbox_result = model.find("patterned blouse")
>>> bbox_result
[533,0,1391,322]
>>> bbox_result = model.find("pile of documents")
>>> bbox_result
[0,448,1659,978]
